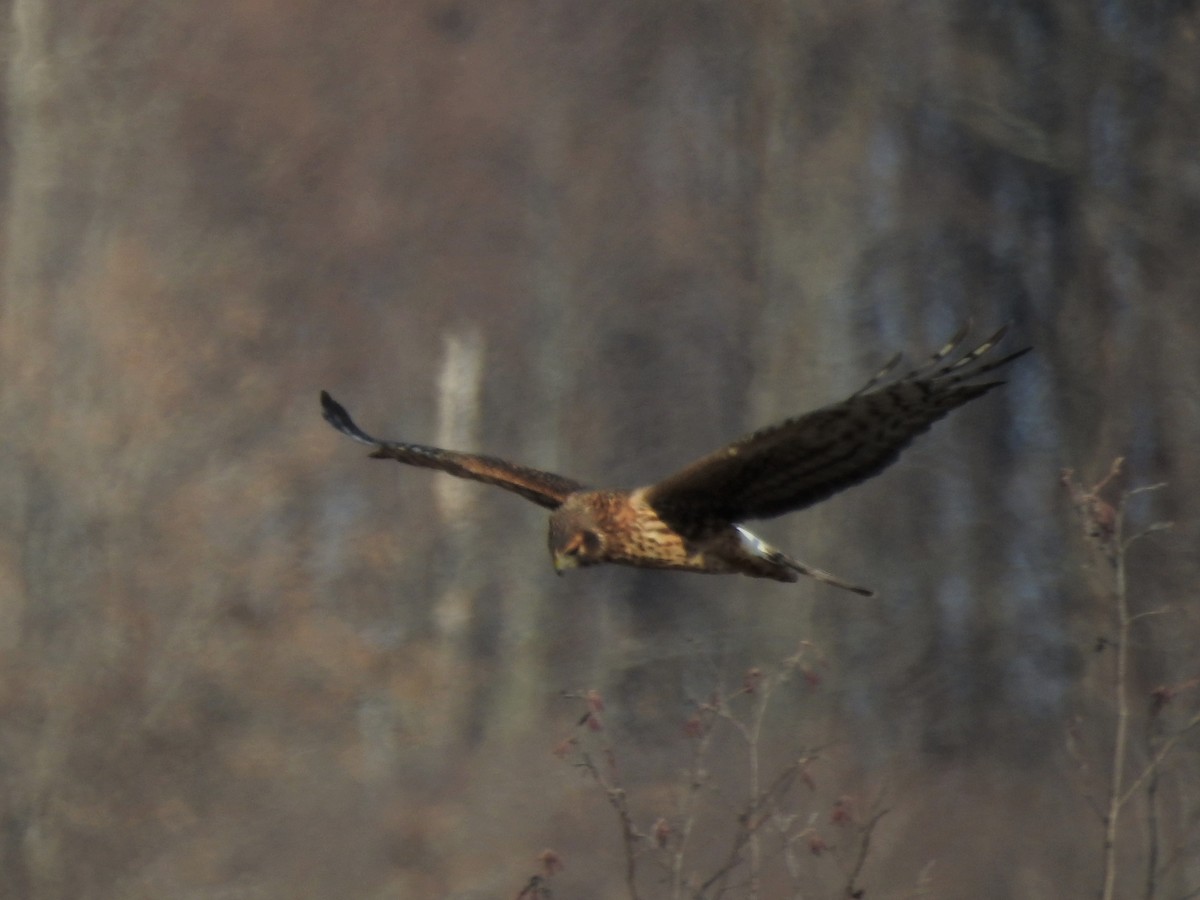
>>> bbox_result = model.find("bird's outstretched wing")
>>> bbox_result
[320,391,586,510]
[644,325,1030,538]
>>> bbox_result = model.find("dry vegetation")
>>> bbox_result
[1063,460,1200,900]
[508,459,1199,899]
[532,652,890,900]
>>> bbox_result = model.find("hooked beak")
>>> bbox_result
[553,551,578,576]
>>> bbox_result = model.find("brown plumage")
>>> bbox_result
[321,324,1029,596]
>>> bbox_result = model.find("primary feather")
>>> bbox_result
[642,326,1030,538]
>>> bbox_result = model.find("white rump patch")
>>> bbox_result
[735,526,774,559]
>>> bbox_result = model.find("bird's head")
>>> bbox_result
[548,501,607,575]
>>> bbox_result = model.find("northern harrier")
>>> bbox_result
[321,325,1028,596]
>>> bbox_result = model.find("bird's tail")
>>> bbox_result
[735,526,876,596]
[784,558,876,597]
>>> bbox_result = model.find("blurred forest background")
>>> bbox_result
[1,1,1198,898]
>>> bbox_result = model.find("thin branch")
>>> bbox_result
[578,751,644,900]
[1128,607,1171,625]
[697,757,806,897]
[515,875,553,900]
[1123,521,1173,551]
[671,703,720,900]
[1100,494,1130,900]
[843,806,890,898]
[1064,460,1179,900]
[561,690,645,900]
[1144,711,1162,900]
[1124,482,1168,499]
[703,650,813,900]
[1119,710,1200,807]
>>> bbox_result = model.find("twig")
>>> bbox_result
[561,689,645,900]
[1100,488,1130,900]
[745,676,767,900]
[697,756,806,897]
[1119,710,1200,807]
[713,650,813,899]
[906,860,937,898]
[1123,521,1173,551]
[843,805,890,898]
[1144,710,1161,900]
[671,702,720,900]
[1064,460,1179,900]
[1128,607,1171,625]
[578,750,644,900]
[556,646,848,900]
[515,874,552,899]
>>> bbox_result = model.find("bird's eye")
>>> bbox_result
[565,531,600,557]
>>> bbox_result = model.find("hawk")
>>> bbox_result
[321,324,1028,596]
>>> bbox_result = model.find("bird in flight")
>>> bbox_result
[321,324,1028,596]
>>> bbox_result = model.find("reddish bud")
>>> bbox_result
[586,689,606,713]
[585,712,604,732]
[552,736,578,759]
[1151,685,1173,715]
[743,667,764,694]
[830,796,855,827]
[537,848,563,876]
[808,832,829,856]
[653,817,671,848]
[1087,498,1117,543]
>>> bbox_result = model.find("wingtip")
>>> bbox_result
[319,390,379,446]
[984,321,1010,344]
[940,319,973,355]
[1004,344,1034,363]
[319,389,347,426]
